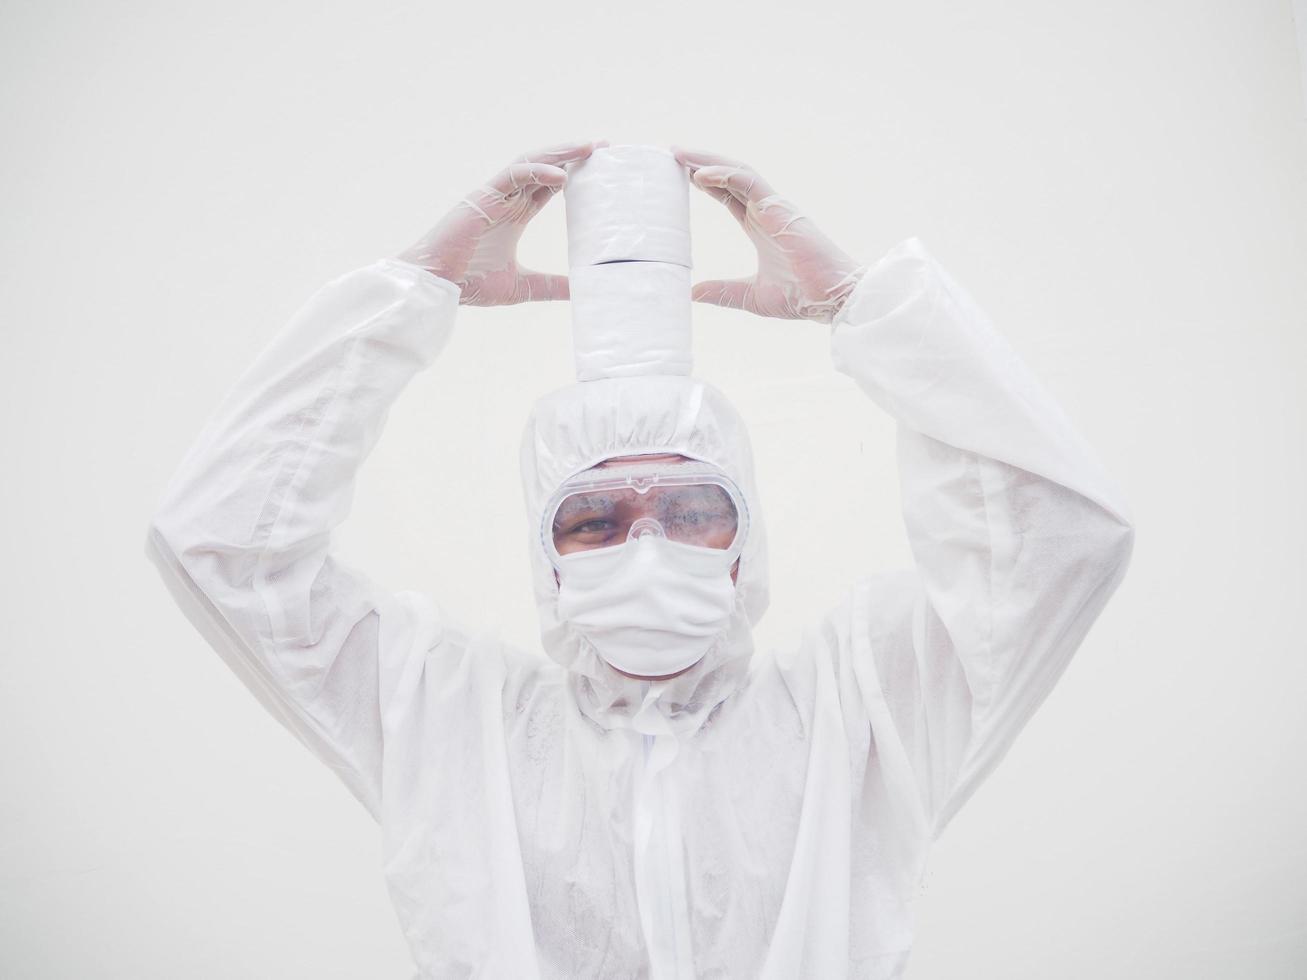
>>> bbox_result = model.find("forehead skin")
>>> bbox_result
[595,452,693,467]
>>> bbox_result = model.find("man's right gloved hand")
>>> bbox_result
[398,139,608,306]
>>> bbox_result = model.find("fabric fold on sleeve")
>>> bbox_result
[143,259,461,820]
[828,238,1135,838]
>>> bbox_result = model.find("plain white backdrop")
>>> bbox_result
[2,1,1305,977]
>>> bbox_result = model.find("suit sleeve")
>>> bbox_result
[143,259,461,822]
[829,238,1135,839]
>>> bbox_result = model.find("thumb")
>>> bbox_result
[517,269,570,302]
[691,277,755,311]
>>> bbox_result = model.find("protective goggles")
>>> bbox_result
[542,457,749,568]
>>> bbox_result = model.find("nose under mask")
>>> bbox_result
[554,529,738,678]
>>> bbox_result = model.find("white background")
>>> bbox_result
[3,1,1305,977]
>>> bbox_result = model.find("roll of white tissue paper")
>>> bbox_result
[568,261,692,380]
[564,145,692,267]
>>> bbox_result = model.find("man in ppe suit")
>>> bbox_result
[144,139,1135,979]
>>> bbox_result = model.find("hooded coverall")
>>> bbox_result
[144,237,1135,979]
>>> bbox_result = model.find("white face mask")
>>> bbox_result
[554,533,738,678]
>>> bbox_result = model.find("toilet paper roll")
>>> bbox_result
[569,261,692,380]
[564,145,692,267]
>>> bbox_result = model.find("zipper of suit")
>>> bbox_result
[638,679,687,979]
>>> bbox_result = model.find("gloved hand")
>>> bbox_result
[399,139,608,305]
[671,147,867,324]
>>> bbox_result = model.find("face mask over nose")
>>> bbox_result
[554,531,738,677]
[545,457,749,678]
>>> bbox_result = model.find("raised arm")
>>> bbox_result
[826,239,1133,838]
[673,147,1134,840]
[143,141,601,820]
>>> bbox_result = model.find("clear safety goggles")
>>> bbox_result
[542,457,749,567]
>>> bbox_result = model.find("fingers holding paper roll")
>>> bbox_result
[690,277,754,311]
[672,147,777,203]
[516,268,571,303]
[496,139,609,201]
[690,165,778,211]
[670,146,749,173]
[672,145,865,323]
[460,267,570,306]
[398,140,606,305]
[517,139,610,169]
[483,140,608,214]
[472,162,567,227]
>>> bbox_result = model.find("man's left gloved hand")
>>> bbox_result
[671,147,866,324]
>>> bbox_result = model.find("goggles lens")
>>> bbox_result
[552,484,739,554]
[543,458,747,562]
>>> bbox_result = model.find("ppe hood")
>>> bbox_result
[519,375,770,734]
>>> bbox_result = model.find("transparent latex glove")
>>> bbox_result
[671,147,867,324]
[399,139,608,305]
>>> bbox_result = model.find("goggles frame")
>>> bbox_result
[541,457,750,569]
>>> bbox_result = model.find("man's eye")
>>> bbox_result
[572,520,613,535]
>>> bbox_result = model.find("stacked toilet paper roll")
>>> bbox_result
[563,145,692,380]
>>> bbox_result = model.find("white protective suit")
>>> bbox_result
[144,237,1135,979]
